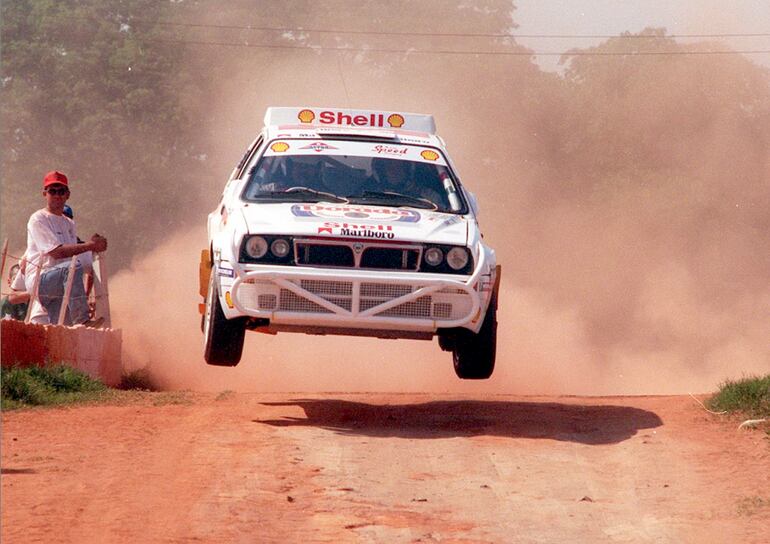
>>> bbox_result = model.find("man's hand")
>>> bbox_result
[47,234,108,260]
[90,234,108,253]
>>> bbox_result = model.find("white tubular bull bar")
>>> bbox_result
[228,248,487,330]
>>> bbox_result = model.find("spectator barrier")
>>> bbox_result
[1,239,121,386]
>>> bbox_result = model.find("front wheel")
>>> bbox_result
[452,292,497,379]
[203,269,246,366]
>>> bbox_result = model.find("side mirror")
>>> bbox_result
[466,190,480,217]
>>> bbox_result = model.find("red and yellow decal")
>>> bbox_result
[421,149,439,161]
[270,141,290,152]
[297,109,315,123]
[387,114,405,128]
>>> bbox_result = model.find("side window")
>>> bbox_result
[235,136,264,180]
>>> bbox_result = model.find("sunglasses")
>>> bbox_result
[46,187,70,196]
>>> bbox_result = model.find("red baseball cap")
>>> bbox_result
[43,170,69,188]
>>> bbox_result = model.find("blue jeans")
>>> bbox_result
[38,261,89,326]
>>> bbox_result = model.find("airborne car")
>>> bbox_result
[201,107,500,379]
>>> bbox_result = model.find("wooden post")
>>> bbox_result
[0,238,8,285]
[58,256,78,326]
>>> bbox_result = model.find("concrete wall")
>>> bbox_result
[1,320,122,387]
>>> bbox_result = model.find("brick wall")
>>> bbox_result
[1,320,123,386]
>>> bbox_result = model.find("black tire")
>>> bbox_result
[452,292,497,379]
[203,269,246,366]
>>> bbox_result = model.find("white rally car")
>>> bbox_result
[201,107,500,379]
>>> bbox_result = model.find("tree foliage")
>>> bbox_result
[1,0,211,269]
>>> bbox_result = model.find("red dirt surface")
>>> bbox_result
[2,393,768,543]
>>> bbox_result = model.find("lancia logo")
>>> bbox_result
[352,242,364,254]
[300,141,338,152]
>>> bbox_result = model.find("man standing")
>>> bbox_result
[26,171,107,326]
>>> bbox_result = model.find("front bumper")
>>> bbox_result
[226,249,488,332]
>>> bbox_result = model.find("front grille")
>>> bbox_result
[242,236,472,275]
[377,296,432,318]
[360,247,420,271]
[293,239,423,271]
[236,273,473,322]
[326,297,352,311]
[237,279,472,321]
[258,294,277,310]
[286,280,353,312]
[432,302,452,318]
[299,279,352,296]
[279,289,333,313]
[296,243,354,267]
[360,283,414,298]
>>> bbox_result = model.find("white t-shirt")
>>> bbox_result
[25,209,78,292]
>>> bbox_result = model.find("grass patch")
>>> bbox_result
[707,374,770,419]
[1,364,106,410]
[2,365,200,410]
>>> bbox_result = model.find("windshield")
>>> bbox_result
[241,143,466,213]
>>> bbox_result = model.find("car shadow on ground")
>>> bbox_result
[255,399,663,445]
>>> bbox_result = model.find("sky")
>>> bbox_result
[514,0,770,72]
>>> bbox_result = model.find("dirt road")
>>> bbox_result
[2,393,768,543]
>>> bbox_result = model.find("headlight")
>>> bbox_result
[446,247,469,270]
[424,247,443,266]
[245,236,268,259]
[270,238,291,258]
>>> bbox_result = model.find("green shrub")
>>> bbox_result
[708,374,770,418]
[1,364,106,409]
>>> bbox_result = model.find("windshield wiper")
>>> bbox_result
[252,187,348,203]
[351,190,438,210]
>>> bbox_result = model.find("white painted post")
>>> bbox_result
[58,256,78,326]
[93,252,111,328]
[24,260,42,325]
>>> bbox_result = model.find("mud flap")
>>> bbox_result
[199,249,211,313]
[493,264,502,303]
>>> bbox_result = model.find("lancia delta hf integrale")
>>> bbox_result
[201,107,501,379]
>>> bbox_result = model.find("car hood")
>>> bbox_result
[239,202,469,245]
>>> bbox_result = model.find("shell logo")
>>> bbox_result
[387,114,405,128]
[298,109,315,123]
[421,150,439,161]
[270,142,290,152]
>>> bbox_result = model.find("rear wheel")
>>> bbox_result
[203,269,246,366]
[452,293,497,379]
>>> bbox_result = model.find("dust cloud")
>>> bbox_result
[111,6,769,395]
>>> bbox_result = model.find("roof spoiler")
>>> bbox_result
[265,107,436,134]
